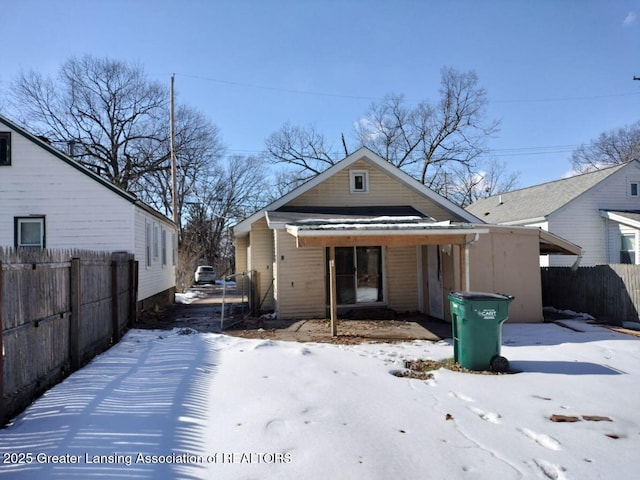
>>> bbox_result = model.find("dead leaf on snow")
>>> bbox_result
[550,414,580,422]
[583,415,612,422]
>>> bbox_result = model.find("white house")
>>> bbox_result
[0,114,176,310]
[467,160,640,267]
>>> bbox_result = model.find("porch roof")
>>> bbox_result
[538,229,583,256]
[272,211,581,256]
[279,214,490,247]
[600,210,640,230]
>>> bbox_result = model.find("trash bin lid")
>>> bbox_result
[449,291,514,301]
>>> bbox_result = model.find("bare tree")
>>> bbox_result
[445,159,520,207]
[354,93,424,171]
[177,154,269,286]
[264,122,337,182]
[357,67,500,187]
[263,67,501,203]
[570,121,640,173]
[134,104,226,227]
[9,55,168,191]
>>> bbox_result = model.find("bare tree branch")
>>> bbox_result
[571,122,640,173]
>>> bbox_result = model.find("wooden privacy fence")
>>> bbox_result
[541,265,640,325]
[0,248,138,426]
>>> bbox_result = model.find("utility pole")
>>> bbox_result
[170,74,178,226]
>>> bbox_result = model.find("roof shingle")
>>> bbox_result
[466,163,628,223]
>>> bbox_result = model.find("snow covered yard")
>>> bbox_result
[0,321,639,479]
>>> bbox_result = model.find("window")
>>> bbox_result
[153,223,159,259]
[15,216,45,248]
[0,132,10,166]
[350,170,369,193]
[161,228,167,266]
[172,233,177,266]
[620,234,636,264]
[145,220,152,267]
[629,181,640,198]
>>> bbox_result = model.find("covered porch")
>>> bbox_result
[278,214,581,335]
[282,215,486,336]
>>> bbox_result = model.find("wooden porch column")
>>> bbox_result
[328,246,337,337]
[459,243,468,292]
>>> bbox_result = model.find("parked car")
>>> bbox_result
[194,265,216,284]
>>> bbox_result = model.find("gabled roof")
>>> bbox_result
[0,113,175,227]
[233,147,481,235]
[466,162,632,224]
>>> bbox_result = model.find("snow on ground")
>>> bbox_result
[1,322,639,479]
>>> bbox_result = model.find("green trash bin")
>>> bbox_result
[448,291,514,372]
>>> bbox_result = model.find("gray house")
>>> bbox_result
[467,160,640,266]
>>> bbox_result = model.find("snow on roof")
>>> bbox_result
[291,218,456,231]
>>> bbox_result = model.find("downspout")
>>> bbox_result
[570,253,583,272]
[464,233,480,291]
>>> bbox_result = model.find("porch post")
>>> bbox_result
[459,243,468,291]
[329,246,337,336]
[464,241,471,291]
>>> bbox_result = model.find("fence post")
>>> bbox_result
[0,259,5,426]
[111,260,120,342]
[70,257,81,371]
[128,258,136,327]
[131,260,139,324]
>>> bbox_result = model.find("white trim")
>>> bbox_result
[498,216,547,226]
[619,231,638,264]
[349,169,369,193]
[16,217,45,248]
[601,210,640,230]
[287,224,490,239]
[234,147,481,235]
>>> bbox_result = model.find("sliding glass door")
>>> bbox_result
[328,246,383,305]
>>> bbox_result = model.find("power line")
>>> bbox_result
[173,72,640,105]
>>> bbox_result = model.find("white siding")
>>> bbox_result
[604,221,639,264]
[0,129,135,250]
[0,122,176,303]
[135,208,176,302]
[547,163,640,266]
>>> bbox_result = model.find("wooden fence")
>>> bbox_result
[0,248,138,426]
[541,265,640,325]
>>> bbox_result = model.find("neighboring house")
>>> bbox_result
[0,114,176,311]
[233,147,579,323]
[467,160,640,267]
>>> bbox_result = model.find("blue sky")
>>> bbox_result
[2,0,639,188]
